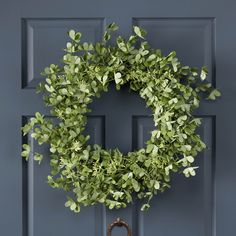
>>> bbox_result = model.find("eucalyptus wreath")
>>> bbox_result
[21,23,220,213]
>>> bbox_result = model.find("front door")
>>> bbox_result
[0,0,235,235]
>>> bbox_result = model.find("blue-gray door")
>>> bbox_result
[0,0,235,235]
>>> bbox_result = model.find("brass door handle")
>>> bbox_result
[107,217,132,236]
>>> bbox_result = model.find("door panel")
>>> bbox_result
[22,18,104,88]
[0,0,235,235]
[132,117,214,236]
[134,18,215,84]
[22,116,106,236]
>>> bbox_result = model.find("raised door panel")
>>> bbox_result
[132,117,214,236]
[134,18,215,84]
[22,18,104,88]
[22,117,106,236]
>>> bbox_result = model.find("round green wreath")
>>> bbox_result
[21,23,220,213]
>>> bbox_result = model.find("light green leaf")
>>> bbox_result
[207,89,221,100]
[200,66,208,80]
[152,145,158,155]
[171,58,179,72]
[60,88,68,95]
[68,30,76,40]
[132,179,140,192]
[45,84,55,93]
[66,108,72,114]
[65,200,71,207]
[165,164,173,175]
[102,74,108,85]
[66,42,72,49]
[133,26,146,39]
[107,23,119,31]
[168,98,178,105]
[141,203,150,211]
[21,144,30,160]
[147,54,156,61]
[70,202,77,211]
[177,115,187,125]
[146,144,154,153]
[34,153,43,164]
[154,181,160,190]
[114,72,122,84]
[50,146,56,153]
[186,156,194,163]
[135,53,141,62]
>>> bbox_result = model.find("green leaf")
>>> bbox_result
[21,144,30,160]
[107,23,119,31]
[66,107,72,114]
[152,145,158,155]
[146,144,154,153]
[141,203,150,211]
[147,54,156,61]
[177,115,187,125]
[183,167,198,177]
[74,205,81,213]
[102,74,108,85]
[135,53,141,62]
[34,153,43,164]
[66,42,72,49]
[181,145,192,152]
[151,130,161,139]
[191,118,201,125]
[165,164,173,175]
[68,30,76,40]
[168,98,178,105]
[46,78,51,84]
[154,181,160,190]
[144,159,151,168]
[83,42,89,50]
[60,88,68,95]
[75,32,82,42]
[65,200,71,207]
[166,122,172,131]
[75,57,81,64]
[45,84,55,93]
[114,72,122,84]
[200,66,208,80]
[68,30,82,43]
[171,58,179,72]
[207,89,221,100]
[132,179,140,192]
[186,156,194,163]
[133,26,146,39]
[82,150,89,160]
[50,146,56,153]
[103,32,111,42]
[70,202,76,211]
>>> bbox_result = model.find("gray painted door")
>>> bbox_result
[0,0,235,235]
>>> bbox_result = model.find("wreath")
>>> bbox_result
[21,23,220,213]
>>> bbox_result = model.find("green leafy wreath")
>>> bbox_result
[21,23,220,213]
